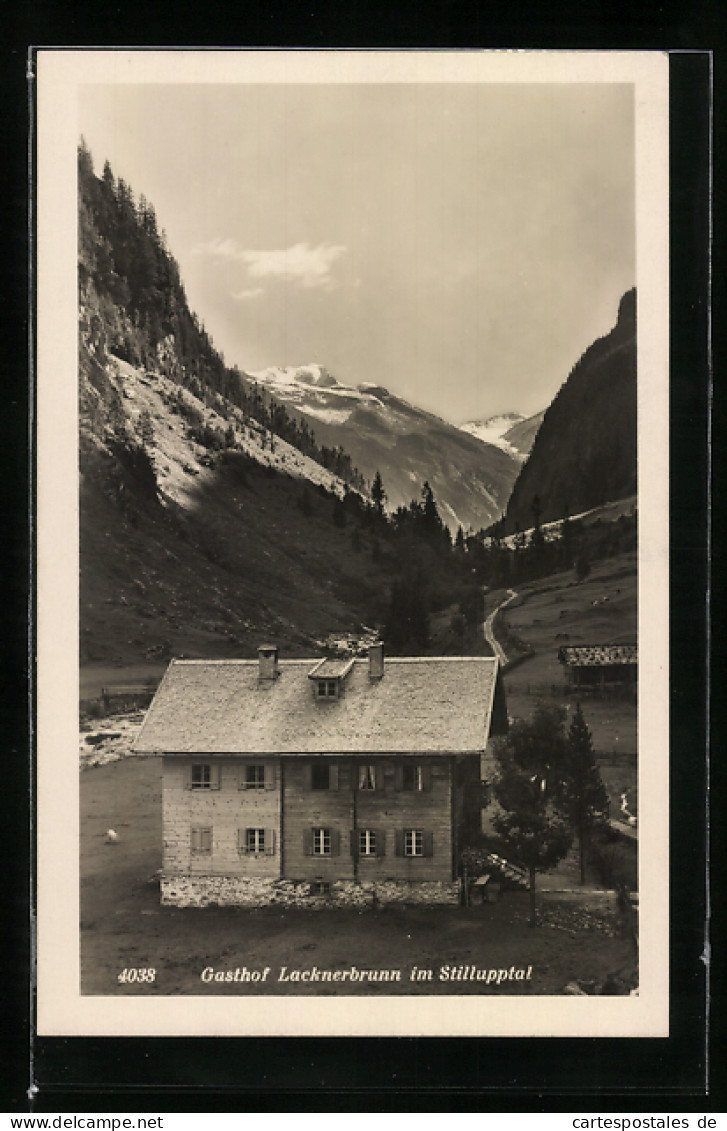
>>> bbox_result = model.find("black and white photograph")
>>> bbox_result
[36,49,669,1037]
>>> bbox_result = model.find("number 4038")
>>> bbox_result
[117,968,156,984]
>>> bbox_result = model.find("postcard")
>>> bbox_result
[36,48,669,1037]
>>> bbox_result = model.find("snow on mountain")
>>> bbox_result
[460,413,525,458]
[244,364,521,532]
[248,365,390,419]
[461,412,523,441]
[460,410,545,463]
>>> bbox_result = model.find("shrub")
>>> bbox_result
[587,828,637,889]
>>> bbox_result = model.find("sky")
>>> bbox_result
[79,81,634,424]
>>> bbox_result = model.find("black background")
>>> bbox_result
[1,2,720,1112]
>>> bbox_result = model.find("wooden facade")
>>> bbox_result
[160,752,483,885]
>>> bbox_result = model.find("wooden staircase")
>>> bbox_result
[485,852,529,890]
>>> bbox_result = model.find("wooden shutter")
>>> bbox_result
[329,763,339,791]
[265,829,276,856]
[184,763,193,790]
[264,763,276,790]
[237,828,246,854]
[420,765,432,792]
[376,829,386,857]
[349,830,358,857]
[423,831,434,857]
[337,762,350,790]
[375,764,385,792]
[394,829,404,857]
[303,828,313,855]
[394,764,404,792]
[210,763,221,790]
[331,829,341,856]
[309,763,316,790]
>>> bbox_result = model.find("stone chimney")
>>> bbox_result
[258,645,279,680]
[368,642,384,680]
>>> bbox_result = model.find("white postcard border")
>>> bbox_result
[36,48,670,1037]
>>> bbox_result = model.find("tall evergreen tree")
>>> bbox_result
[555,703,610,884]
[421,481,441,537]
[371,470,387,517]
[492,705,573,925]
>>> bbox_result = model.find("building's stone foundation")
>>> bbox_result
[160,875,460,909]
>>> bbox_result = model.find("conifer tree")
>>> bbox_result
[492,705,573,925]
[371,470,387,517]
[556,703,609,884]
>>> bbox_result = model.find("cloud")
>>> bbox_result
[193,238,348,290]
[192,237,242,260]
[232,287,264,301]
[242,242,348,289]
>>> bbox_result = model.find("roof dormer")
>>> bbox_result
[308,657,355,700]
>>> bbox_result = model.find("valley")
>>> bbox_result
[246,364,522,532]
[77,141,639,848]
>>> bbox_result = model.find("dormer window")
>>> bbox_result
[308,657,354,701]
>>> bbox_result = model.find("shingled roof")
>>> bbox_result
[134,656,500,756]
[558,644,637,667]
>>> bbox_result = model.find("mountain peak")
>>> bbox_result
[248,363,339,391]
[500,288,636,532]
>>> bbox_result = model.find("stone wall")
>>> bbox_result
[160,875,461,909]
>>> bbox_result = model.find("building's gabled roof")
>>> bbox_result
[558,644,637,667]
[134,656,500,755]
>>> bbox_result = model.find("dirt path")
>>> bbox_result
[483,588,517,664]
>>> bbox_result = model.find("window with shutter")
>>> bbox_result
[399,764,432,791]
[402,764,423,791]
[312,828,332,855]
[311,762,330,790]
[241,827,266,854]
[358,829,377,857]
[241,764,265,790]
[190,763,212,790]
[403,829,424,857]
[358,764,376,791]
